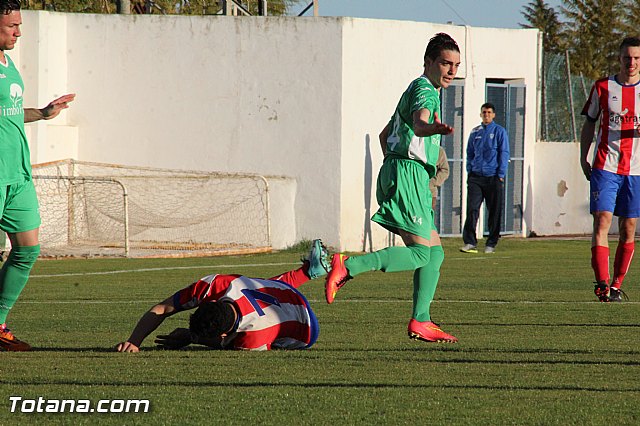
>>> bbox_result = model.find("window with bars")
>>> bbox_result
[435,80,464,236]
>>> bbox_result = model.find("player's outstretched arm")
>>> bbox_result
[24,93,76,123]
[115,297,177,353]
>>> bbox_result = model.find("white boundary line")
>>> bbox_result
[30,262,299,279]
[30,256,509,279]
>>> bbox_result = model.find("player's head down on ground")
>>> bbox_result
[189,301,236,339]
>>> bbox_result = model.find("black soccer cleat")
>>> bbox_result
[593,281,610,302]
[608,287,629,303]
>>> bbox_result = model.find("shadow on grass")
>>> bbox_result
[453,322,640,327]
[27,346,214,353]
[307,346,640,356]
[22,344,640,358]
[0,378,639,393]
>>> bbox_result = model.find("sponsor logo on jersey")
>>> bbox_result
[1,83,23,117]
[609,109,640,125]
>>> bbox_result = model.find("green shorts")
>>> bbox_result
[371,157,435,240]
[0,179,41,234]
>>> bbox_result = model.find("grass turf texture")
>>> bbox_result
[1,238,639,425]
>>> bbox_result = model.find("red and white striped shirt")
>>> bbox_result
[582,76,640,175]
[172,274,318,351]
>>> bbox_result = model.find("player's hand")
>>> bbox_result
[580,158,592,181]
[155,328,193,350]
[432,112,454,135]
[115,341,140,353]
[41,93,76,120]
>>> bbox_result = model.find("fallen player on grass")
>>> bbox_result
[115,240,329,352]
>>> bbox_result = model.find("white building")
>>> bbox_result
[15,11,592,251]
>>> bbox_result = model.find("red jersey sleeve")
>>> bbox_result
[171,274,240,311]
[581,78,606,121]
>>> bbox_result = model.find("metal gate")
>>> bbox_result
[485,82,526,235]
[435,80,464,235]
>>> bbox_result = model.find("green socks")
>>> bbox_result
[345,244,431,277]
[0,245,40,324]
[412,245,444,322]
[341,244,444,322]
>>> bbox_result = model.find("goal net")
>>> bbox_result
[31,159,271,258]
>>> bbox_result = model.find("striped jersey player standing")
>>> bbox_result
[115,240,328,352]
[580,36,640,303]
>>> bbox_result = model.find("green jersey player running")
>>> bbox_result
[325,33,460,343]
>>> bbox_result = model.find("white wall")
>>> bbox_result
[19,12,77,162]
[532,142,592,235]
[16,11,578,251]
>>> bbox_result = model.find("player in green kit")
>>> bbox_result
[325,33,460,343]
[0,0,75,351]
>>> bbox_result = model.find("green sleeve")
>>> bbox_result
[408,81,438,120]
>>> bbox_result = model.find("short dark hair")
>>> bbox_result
[620,36,640,54]
[0,0,20,15]
[481,102,495,112]
[189,301,236,339]
[424,33,460,62]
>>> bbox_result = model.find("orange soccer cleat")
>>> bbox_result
[0,325,32,352]
[407,319,458,343]
[325,254,351,304]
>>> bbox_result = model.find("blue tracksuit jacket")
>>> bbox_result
[466,121,510,179]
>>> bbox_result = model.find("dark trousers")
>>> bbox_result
[462,173,504,248]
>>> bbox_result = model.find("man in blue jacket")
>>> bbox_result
[460,103,510,254]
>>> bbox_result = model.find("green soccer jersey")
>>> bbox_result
[385,75,442,178]
[0,54,31,185]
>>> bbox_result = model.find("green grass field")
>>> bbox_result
[0,238,639,425]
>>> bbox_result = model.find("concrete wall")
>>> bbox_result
[15,11,584,251]
[19,12,78,162]
[532,142,592,236]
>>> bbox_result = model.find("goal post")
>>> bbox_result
[32,159,272,258]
